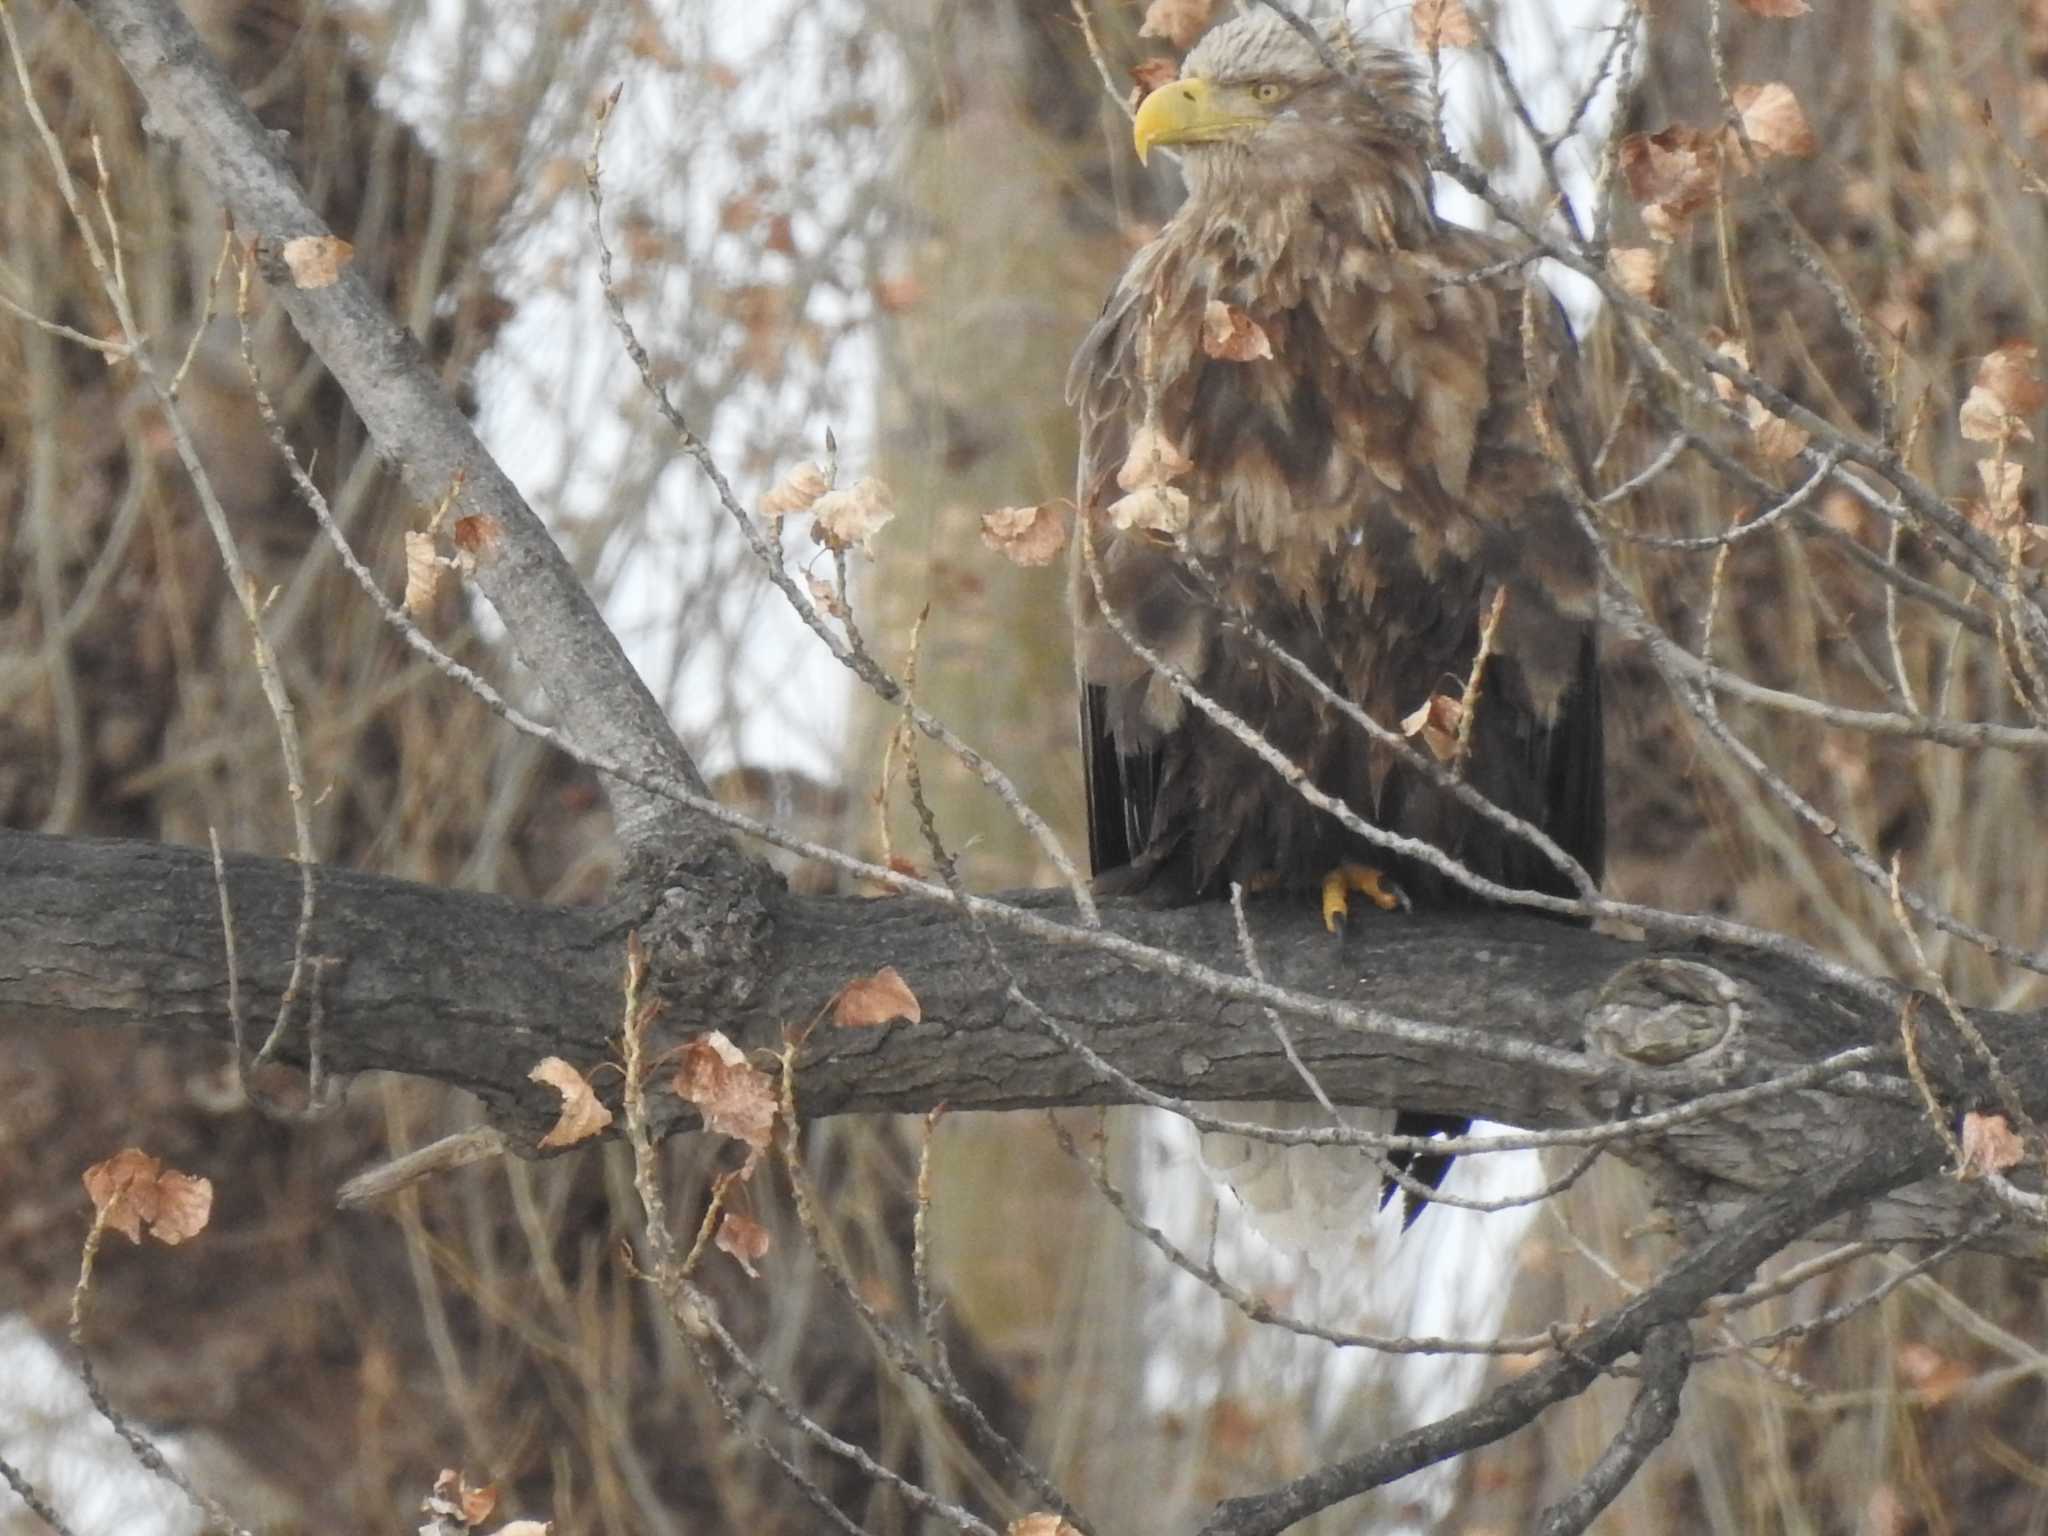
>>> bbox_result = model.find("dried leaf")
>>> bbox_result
[1703,328,1750,406]
[1618,127,1720,241]
[810,477,895,554]
[424,1470,497,1528]
[833,966,922,1028]
[1106,484,1191,537]
[873,275,925,313]
[1608,246,1665,305]
[715,1211,772,1277]
[1200,301,1274,362]
[451,514,503,568]
[403,529,447,616]
[1008,1518,1084,1536]
[530,1057,614,1149]
[672,1032,778,1151]
[1138,0,1214,50]
[1959,1110,2026,1176]
[1130,58,1179,101]
[1959,342,2046,444]
[805,570,849,619]
[1412,0,1478,50]
[719,192,764,233]
[281,235,354,288]
[1737,0,1809,13]
[981,502,1071,566]
[1116,423,1193,491]
[1894,1341,1970,1403]
[760,460,831,535]
[1730,82,1817,162]
[1748,404,1811,464]
[82,1149,214,1246]
[627,20,682,67]
[1400,693,1464,763]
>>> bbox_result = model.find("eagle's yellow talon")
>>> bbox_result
[1321,863,1402,932]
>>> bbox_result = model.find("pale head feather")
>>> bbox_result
[1171,10,1431,221]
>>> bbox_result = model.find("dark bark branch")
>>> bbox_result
[1532,1323,1692,1536]
[0,827,2027,1252]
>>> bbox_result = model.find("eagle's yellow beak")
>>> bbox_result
[1133,76,1242,165]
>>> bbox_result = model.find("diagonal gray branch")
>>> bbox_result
[68,0,709,870]
[1532,1322,1693,1536]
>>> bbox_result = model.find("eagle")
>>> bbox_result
[1069,9,1605,1226]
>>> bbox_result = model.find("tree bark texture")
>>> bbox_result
[1,826,2008,1252]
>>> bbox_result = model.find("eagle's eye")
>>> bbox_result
[1251,82,1289,104]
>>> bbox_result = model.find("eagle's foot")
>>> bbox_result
[1321,863,1406,933]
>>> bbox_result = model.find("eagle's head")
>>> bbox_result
[1133,11,1428,209]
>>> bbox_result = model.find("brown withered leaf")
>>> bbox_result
[424,1469,497,1528]
[1400,693,1464,763]
[1959,1111,2026,1176]
[1138,0,1214,49]
[1703,327,1749,406]
[672,1032,777,1151]
[1960,342,2046,445]
[281,235,353,288]
[1008,1518,1084,1536]
[530,1057,614,1149]
[83,1149,214,1246]
[150,1171,212,1246]
[1737,0,1809,12]
[1894,1341,1971,1404]
[719,192,764,233]
[627,19,682,67]
[1201,301,1274,362]
[715,1211,772,1277]
[805,570,849,620]
[1106,485,1191,537]
[1748,404,1811,464]
[760,460,830,534]
[1618,127,1720,241]
[834,966,922,1028]
[981,502,1071,567]
[810,477,895,554]
[1117,422,1193,491]
[1609,246,1665,305]
[1729,82,1817,162]
[451,514,503,567]
[1130,58,1179,101]
[403,529,447,616]
[1412,0,1478,50]
[873,275,925,313]
[492,1524,553,1536]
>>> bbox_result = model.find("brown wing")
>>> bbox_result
[1071,237,1602,896]
[1069,224,1603,1219]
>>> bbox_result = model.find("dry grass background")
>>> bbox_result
[10,0,2048,1533]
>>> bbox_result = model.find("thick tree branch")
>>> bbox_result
[0,828,2026,1252]
[67,0,709,870]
